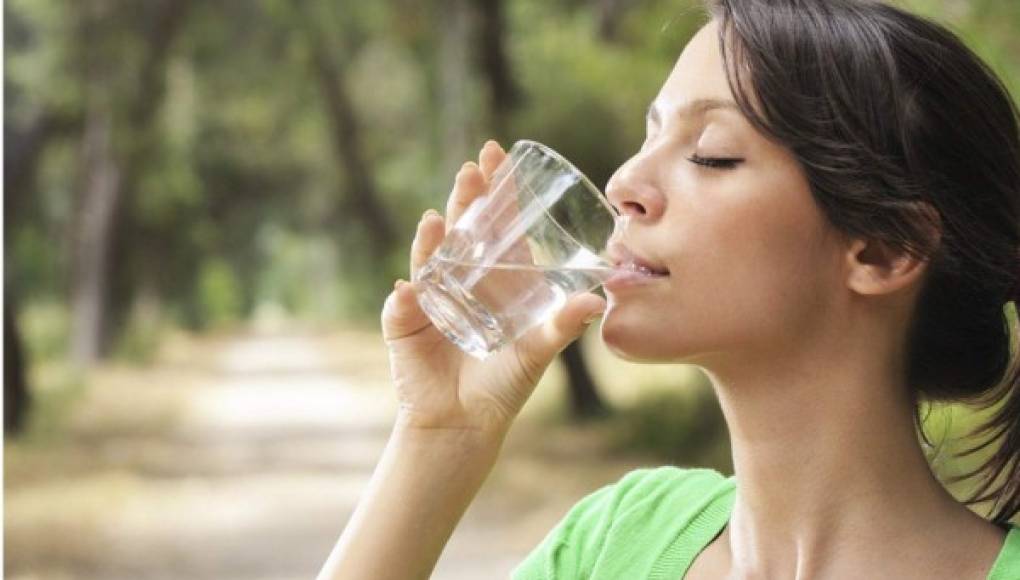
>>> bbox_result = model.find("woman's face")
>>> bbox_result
[601,20,846,364]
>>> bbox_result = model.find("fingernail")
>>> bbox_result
[583,310,605,325]
[422,208,440,220]
[484,139,499,149]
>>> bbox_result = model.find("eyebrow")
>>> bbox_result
[646,98,741,126]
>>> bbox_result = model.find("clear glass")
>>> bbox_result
[413,140,620,359]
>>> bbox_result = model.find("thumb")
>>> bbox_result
[518,292,607,366]
[381,280,432,341]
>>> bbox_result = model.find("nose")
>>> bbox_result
[605,156,666,223]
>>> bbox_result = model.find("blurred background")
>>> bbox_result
[4,0,1019,578]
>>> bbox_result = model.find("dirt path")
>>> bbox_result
[6,331,647,580]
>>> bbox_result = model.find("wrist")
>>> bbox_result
[392,412,510,453]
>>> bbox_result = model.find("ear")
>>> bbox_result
[844,202,941,298]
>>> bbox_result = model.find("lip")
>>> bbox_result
[604,242,669,292]
[603,269,667,292]
[607,242,670,275]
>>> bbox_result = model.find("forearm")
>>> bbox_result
[317,417,507,580]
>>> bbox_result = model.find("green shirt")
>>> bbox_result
[511,466,1020,579]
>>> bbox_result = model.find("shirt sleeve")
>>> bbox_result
[509,468,659,580]
[509,466,733,580]
[510,484,616,579]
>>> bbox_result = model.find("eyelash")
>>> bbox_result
[687,155,743,169]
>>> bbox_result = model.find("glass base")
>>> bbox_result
[412,276,508,360]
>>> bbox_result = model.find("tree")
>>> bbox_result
[298,5,398,259]
[69,0,193,366]
[4,300,30,436]
[475,0,523,141]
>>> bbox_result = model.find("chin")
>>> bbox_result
[600,314,678,363]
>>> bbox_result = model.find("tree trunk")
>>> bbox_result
[100,0,193,355]
[70,105,121,366]
[305,21,397,258]
[474,0,522,140]
[4,300,31,436]
[562,341,610,420]
[69,0,192,365]
[5,110,77,430]
[438,0,476,174]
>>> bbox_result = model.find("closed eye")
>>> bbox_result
[688,155,743,169]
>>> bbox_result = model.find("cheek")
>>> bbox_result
[694,189,837,343]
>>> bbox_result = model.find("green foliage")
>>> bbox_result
[511,1,675,188]
[6,0,1020,361]
[900,0,1020,98]
[20,301,71,364]
[4,0,81,119]
[196,258,243,328]
[253,226,344,321]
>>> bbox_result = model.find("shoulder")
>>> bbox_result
[613,465,733,506]
[592,465,732,524]
[549,464,732,531]
[511,466,734,580]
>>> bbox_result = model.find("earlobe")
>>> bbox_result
[845,201,941,298]
[845,238,930,297]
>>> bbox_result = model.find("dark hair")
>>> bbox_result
[706,0,1020,524]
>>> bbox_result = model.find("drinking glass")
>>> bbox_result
[412,140,620,359]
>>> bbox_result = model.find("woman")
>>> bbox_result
[319,0,1020,578]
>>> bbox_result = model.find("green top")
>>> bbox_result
[511,466,1020,580]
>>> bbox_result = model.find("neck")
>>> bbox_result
[698,312,982,577]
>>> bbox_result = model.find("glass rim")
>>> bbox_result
[513,139,620,220]
[509,139,618,268]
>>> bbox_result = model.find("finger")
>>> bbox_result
[479,140,506,181]
[445,161,487,233]
[381,279,432,342]
[516,292,607,372]
[410,209,446,280]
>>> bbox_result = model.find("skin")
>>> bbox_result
[604,20,1007,580]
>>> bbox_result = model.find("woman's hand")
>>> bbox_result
[381,140,607,438]
[319,140,605,580]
